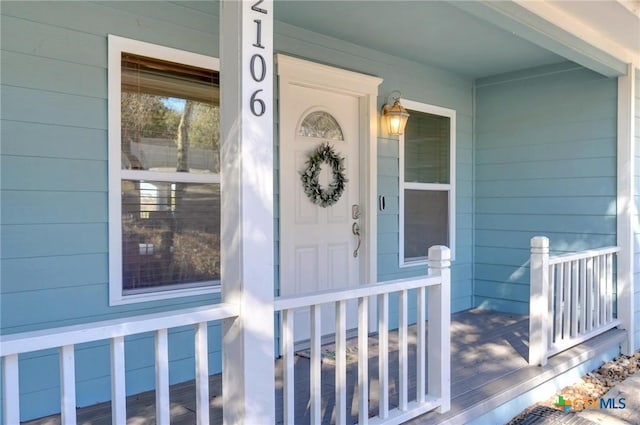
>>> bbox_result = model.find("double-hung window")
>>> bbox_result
[108,35,221,304]
[399,99,455,266]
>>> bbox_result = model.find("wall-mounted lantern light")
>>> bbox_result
[382,91,410,136]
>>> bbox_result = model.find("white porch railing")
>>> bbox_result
[0,303,239,425]
[1,247,450,425]
[529,236,620,366]
[274,245,451,425]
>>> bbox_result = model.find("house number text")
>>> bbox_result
[250,0,268,117]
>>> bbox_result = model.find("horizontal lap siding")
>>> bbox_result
[2,1,474,420]
[0,2,222,420]
[634,71,640,351]
[275,23,475,312]
[474,64,617,315]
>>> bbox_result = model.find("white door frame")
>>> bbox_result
[276,54,382,290]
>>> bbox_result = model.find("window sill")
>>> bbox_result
[110,282,221,306]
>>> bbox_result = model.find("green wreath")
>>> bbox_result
[300,142,347,207]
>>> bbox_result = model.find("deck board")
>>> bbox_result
[21,309,624,425]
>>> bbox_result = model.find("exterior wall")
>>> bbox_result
[273,22,475,319]
[0,1,225,420]
[635,69,640,351]
[1,1,473,420]
[474,63,618,315]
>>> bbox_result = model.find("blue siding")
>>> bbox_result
[0,1,222,420]
[274,22,475,310]
[474,63,618,315]
[0,1,476,420]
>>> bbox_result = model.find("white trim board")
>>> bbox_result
[398,99,456,268]
[617,64,636,354]
[107,35,221,305]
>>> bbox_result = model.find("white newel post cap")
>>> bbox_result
[531,236,549,253]
[427,245,451,269]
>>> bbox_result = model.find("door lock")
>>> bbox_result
[352,204,361,220]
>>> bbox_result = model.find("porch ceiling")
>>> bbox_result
[275,0,640,79]
[274,1,565,79]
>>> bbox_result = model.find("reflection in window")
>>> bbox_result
[122,180,220,290]
[121,53,220,173]
[298,111,344,140]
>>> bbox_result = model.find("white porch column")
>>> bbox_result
[617,64,636,355]
[220,1,275,424]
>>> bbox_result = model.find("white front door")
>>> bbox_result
[279,69,362,342]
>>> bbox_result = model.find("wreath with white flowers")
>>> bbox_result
[300,142,347,207]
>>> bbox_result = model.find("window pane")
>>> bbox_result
[122,180,220,291]
[121,53,220,173]
[404,110,450,184]
[404,190,448,260]
[298,111,344,140]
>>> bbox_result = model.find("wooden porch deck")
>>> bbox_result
[23,308,624,425]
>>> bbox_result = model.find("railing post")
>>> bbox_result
[529,236,549,366]
[427,245,450,413]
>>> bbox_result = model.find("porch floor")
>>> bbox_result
[22,309,625,425]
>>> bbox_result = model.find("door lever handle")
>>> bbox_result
[352,222,361,258]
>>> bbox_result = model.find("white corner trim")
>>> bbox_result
[398,99,456,267]
[617,64,636,354]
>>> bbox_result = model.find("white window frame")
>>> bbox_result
[399,99,456,267]
[108,35,221,305]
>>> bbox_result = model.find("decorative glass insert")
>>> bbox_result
[298,111,344,140]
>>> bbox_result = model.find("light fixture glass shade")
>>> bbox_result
[384,98,410,136]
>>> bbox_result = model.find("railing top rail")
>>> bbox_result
[548,246,620,265]
[0,303,239,357]
[274,275,441,312]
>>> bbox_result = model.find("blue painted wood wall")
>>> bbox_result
[474,63,618,315]
[0,1,474,420]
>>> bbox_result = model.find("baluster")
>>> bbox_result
[110,336,126,425]
[155,329,170,425]
[378,293,389,419]
[310,305,322,424]
[358,297,369,424]
[335,300,347,425]
[399,289,408,411]
[282,309,295,425]
[606,253,613,323]
[579,259,587,335]
[417,286,426,403]
[548,266,555,345]
[194,322,209,425]
[3,354,20,425]
[594,256,602,327]
[562,262,571,340]
[586,257,594,331]
[554,264,562,343]
[59,345,77,425]
[555,263,563,342]
[570,260,579,337]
